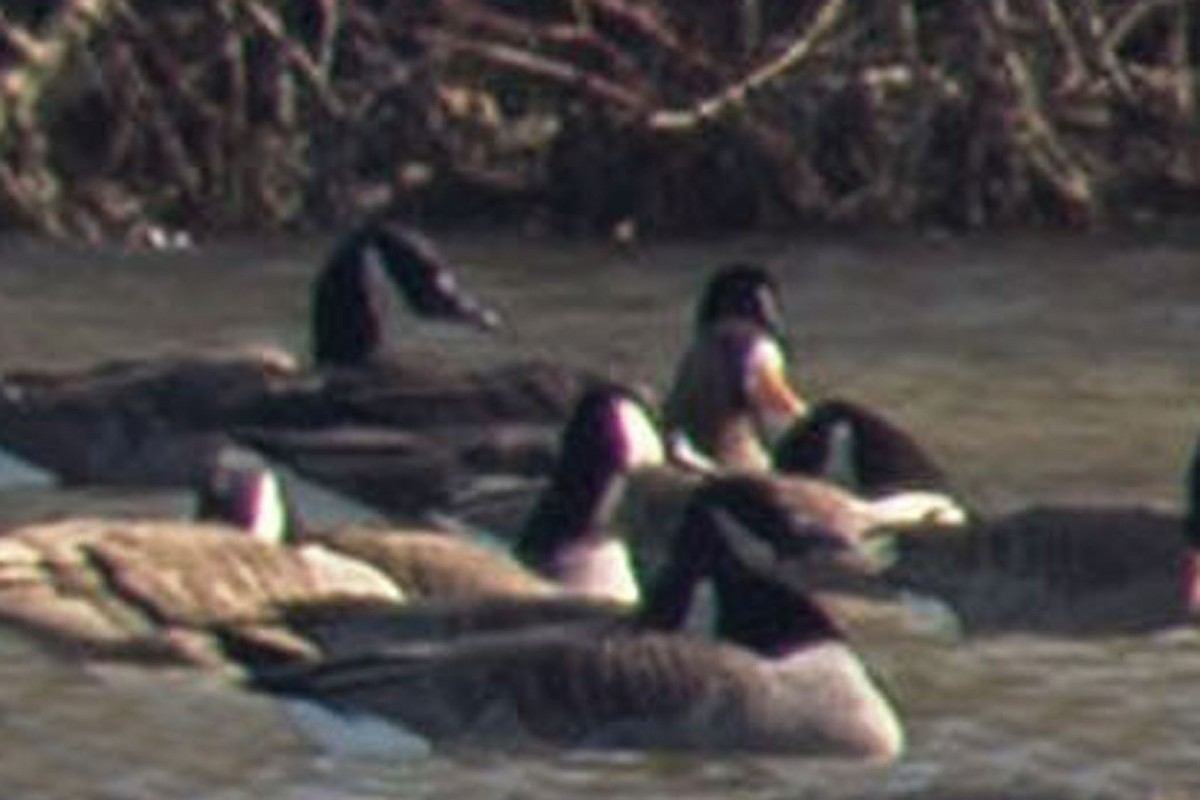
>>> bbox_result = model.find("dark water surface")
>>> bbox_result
[0,231,1197,798]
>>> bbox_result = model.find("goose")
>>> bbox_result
[622,323,967,599]
[667,262,956,499]
[220,473,897,662]
[203,383,666,606]
[240,257,816,519]
[311,219,503,366]
[0,383,665,667]
[449,308,964,569]
[651,313,965,528]
[242,475,904,759]
[0,220,586,496]
[862,442,1200,636]
[0,516,406,667]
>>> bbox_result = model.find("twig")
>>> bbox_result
[1031,0,1089,89]
[235,0,344,117]
[418,27,654,115]
[649,0,850,130]
[990,0,1094,214]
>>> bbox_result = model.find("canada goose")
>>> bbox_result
[805,436,1200,638]
[668,263,955,498]
[0,221,584,494]
[244,476,904,759]
[651,310,965,531]
[311,220,503,367]
[202,384,666,607]
[0,517,405,667]
[0,384,666,668]
[229,473,898,663]
[0,351,294,485]
[870,452,1200,636]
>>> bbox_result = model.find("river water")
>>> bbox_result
[0,230,1196,798]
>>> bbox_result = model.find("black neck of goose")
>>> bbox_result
[635,496,712,631]
[638,490,843,655]
[774,399,950,495]
[514,453,626,574]
[710,544,844,655]
[1186,439,1200,550]
[312,237,379,368]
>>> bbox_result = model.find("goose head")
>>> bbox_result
[515,383,665,602]
[639,474,886,653]
[664,321,807,472]
[311,221,504,367]
[773,399,954,498]
[195,458,297,544]
[695,262,788,344]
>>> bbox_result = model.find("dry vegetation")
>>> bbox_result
[0,0,1197,242]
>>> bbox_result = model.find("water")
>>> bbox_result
[0,230,1198,797]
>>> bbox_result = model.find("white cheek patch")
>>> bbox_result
[744,337,804,438]
[667,432,720,474]
[249,471,288,544]
[614,399,665,468]
[746,337,787,390]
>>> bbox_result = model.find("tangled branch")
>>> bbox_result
[0,0,1196,242]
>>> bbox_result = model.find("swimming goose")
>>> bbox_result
[221,473,893,661]
[208,383,666,605]
[869,449,1200,636]
[0,351,295,485]
[0,384,665,667]
[0,221,583,493]
[807,437,1200,639]
[244,476,904,759]
[650,311,965,532]
[668,262,955,498]
[0,517,405,667]
[311,219,503,367]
